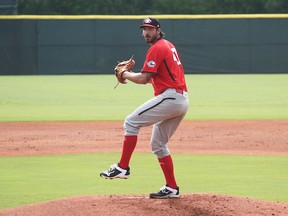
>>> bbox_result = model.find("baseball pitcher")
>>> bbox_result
[100,17,189,199]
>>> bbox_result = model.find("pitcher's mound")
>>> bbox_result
[1,194,288,216]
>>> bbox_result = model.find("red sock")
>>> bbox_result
[119,136,137,169]
[158,155,178,189]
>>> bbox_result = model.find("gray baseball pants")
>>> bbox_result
[123,88,189,158]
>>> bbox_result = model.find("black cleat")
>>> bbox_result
[149,185,180,199]
[100,163,130,179]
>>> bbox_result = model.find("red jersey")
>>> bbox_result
[141,39,187,96]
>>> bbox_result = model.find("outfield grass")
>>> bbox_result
[0,74,287,121]
[0,153,287,209]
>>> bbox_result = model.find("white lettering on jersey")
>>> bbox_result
[171,48,181,65]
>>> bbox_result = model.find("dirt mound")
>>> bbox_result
[1,194,288,216]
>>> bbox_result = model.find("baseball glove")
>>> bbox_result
[114,55,135,89]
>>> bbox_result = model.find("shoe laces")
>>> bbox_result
[160,186,170,194]
[108,164,117,173]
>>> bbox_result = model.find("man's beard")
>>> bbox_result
[145,34,158,44]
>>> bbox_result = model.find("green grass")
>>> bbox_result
[0,153,287,209]
[1,74,288,209]
[188,74,288,120]
[0,74,287,121]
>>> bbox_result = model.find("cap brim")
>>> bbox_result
[139,24,157,29]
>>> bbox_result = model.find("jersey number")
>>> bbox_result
[171,48,181,65]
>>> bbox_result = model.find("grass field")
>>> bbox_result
[0,153,287,209]
[0,74,287,121]
[0,74,288,209]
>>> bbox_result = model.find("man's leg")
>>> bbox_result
[158,154,177,189]
[149,114,186,198]
[119,135,137,169]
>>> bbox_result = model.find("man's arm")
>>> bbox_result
[123,71,154,84]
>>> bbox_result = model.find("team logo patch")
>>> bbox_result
[147,60,156,68]
[144,18,152,24]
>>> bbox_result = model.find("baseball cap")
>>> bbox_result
[139,17,161,29]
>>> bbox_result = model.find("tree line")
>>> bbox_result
[18,0,288,15]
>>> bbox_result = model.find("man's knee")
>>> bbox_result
[152,147,170,158]
[123,115,140,136]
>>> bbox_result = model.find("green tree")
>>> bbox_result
[264,0,288,13]
[17,0,288,15]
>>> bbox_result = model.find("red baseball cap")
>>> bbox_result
[139,17,161,29]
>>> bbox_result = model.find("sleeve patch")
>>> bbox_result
[147,60,156,68]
